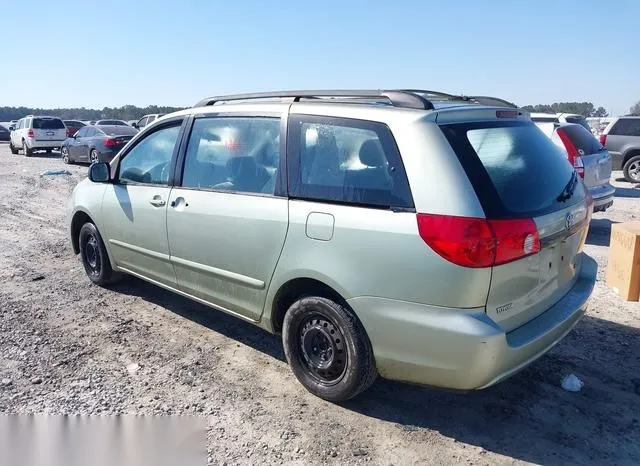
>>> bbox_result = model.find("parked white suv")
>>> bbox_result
[9,116,67,156]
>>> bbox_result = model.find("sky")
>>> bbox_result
[2,0,638,116]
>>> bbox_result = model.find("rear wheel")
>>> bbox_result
[90,149,100,164]
[282,296,377,401]
[23,140,32,157]
[79,222,120,286]
[623,155,640,183]
[9,141,18,154]
[61,146,71,164]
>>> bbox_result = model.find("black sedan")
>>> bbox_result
[61,125,137,164]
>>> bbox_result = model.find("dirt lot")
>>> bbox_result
[0,143,639,465]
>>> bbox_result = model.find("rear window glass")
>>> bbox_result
[33,118,65,129]
[64,120,85,127]
[559,124,602,155]
[564,116,591,132]
[610,118,640,136]
[441,121,586,218]
[99,126,138,136]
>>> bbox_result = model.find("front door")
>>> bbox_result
[166,115,288,321]
[101,120,184,286]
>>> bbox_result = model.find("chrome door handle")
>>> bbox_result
[149,197,166,207]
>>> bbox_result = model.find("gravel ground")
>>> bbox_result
[0,143,639,465]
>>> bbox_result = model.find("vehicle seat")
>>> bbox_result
[344,139,392,191]
[306,131,344,187]
[226,156,270,193]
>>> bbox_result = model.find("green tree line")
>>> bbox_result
[520,102,608,117]
[0,104,185,121]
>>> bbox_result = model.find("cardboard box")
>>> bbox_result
[607,222,640,301]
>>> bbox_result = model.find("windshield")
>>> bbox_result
[440,121,586,218]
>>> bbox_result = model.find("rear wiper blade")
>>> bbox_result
[557,171,578,202]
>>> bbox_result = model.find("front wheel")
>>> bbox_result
[9,141,18,154]
[282,296,377,401]
[61,146,71,164]
[623,155,640,183]
[89,149,100,164]
[79,222,120,286]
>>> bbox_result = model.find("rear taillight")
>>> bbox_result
[556,128,585,178]
[599,134,607,146]
[104,138,117,148]
[416,214,540,268]
[27,129,34,138]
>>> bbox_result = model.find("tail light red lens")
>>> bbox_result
[416,214,540,268]
[599,134,607,146]
[27,129,34,138]
[104,138,117,148]
[556,128,584,178]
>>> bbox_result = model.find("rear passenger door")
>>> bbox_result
[166,114,288,321]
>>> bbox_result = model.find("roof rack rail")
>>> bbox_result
[194,89,518,110]
[194,90,434,110]
[400,90,518,109]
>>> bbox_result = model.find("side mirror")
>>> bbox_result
[88,162,111,183]
[131,122,138,129]
[9,125,15,131]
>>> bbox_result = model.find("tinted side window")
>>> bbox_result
[610,119,640,136]
[75,128,88,138]
[84,128,96,137]
[137,117,148,127]
[288,116,413,209]
[182,117,280,195]
[118,124,181,185]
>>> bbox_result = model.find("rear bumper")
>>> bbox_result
[349,254,597,390]
[26,139,65,149]
[590,183,615,212]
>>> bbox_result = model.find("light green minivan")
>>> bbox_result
[68,90,597,401]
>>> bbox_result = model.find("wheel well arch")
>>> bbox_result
[270,278,349,334]
[70,210,95,254]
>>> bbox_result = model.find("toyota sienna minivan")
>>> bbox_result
[67,90,597,401]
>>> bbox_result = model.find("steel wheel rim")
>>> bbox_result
[298,313,347,385]
[62,147,69,163]
[629,161,640,181]
[85,235,101,276]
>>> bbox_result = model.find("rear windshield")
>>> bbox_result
[609,118,640,136]
[97,120,127,126]
[559,124,603,155]
[64,120,85,127]
[98,126,138,136]
[441,121,586,218]
[33,118,65,129]
[564,116,591,132]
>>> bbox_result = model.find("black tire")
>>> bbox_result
[61,146,71,164]
[78,222,120,286]
[23,140,32,157]
[89,149,100,164]
[282,296,377,401]
[623,155,640,183]
[9,141,18,154]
